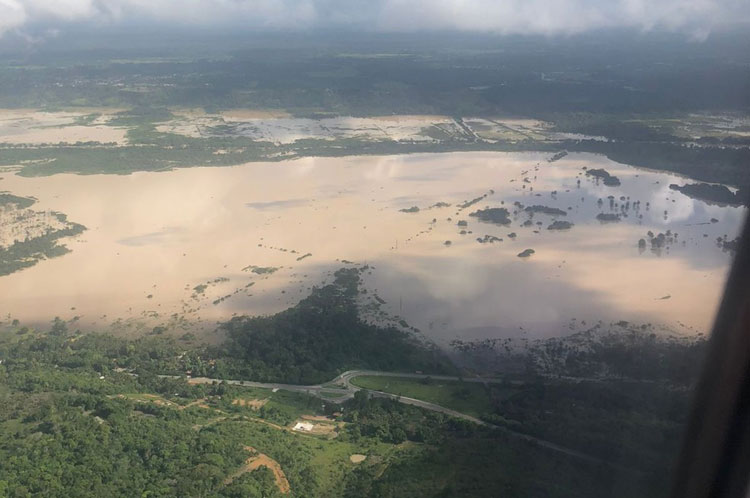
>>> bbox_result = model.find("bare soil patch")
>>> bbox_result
[292,418,341,438]
[232,398,269,410]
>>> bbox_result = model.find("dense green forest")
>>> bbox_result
[216,267,455,384]
[0,329,684,497]
[0,267,707,497]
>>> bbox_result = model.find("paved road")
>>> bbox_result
[171,376,350,400]
[162,370,620,465]
[181,373,492,425]
[175,369,510,408]
[330,371,610,464]
[332,369,508,388]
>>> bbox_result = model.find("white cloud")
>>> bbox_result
[0,0,748,38]
[0,0,26,35]
[374,0,746,34]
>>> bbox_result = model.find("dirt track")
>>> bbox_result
[224,446,290,494]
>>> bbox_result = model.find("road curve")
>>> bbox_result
[161,370,624,466]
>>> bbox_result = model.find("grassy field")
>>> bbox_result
[350,375,517,418]
[319,391,350,399]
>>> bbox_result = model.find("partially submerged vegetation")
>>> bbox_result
[669,182,747,206]
[469,207,511,225]
[399,206,420,213]
[0,193,86,276]
[1,114,748,196]
[548,150,568,162]
[719,236,740,254]
[524,205,567,216]
[548,220,574,230]
[585,168,621,187]
[458,194,489,209]
[596,213,621,223]
[476,234,502,244]
[0,192,36,209]
[242,265,279,275]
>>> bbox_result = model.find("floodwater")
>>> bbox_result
[155,112,605,145]
[0,109,128,145]
[156,112,455,144]
[0,151,745,343]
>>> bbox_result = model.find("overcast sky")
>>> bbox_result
[2,0,749,40]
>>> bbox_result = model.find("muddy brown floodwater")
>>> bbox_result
[0,151,745,343]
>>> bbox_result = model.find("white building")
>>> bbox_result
[293,422,314,432]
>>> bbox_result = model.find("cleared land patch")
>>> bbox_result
[232,397,269,410]
[292,417,342,438]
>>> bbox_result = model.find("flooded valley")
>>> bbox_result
[0,151,745,344]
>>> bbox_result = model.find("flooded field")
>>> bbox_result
[0,151,744,343]
[0,109,128,145]
[155,110,612,144]
[157,111,463,143]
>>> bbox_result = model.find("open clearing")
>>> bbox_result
[232,397,269,410]
[114,394,213,411]
[292,417,342,438]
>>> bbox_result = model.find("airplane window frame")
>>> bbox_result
[672,212,750,498]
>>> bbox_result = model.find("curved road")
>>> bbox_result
[179,369,507,408]
[171,370,622,466]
